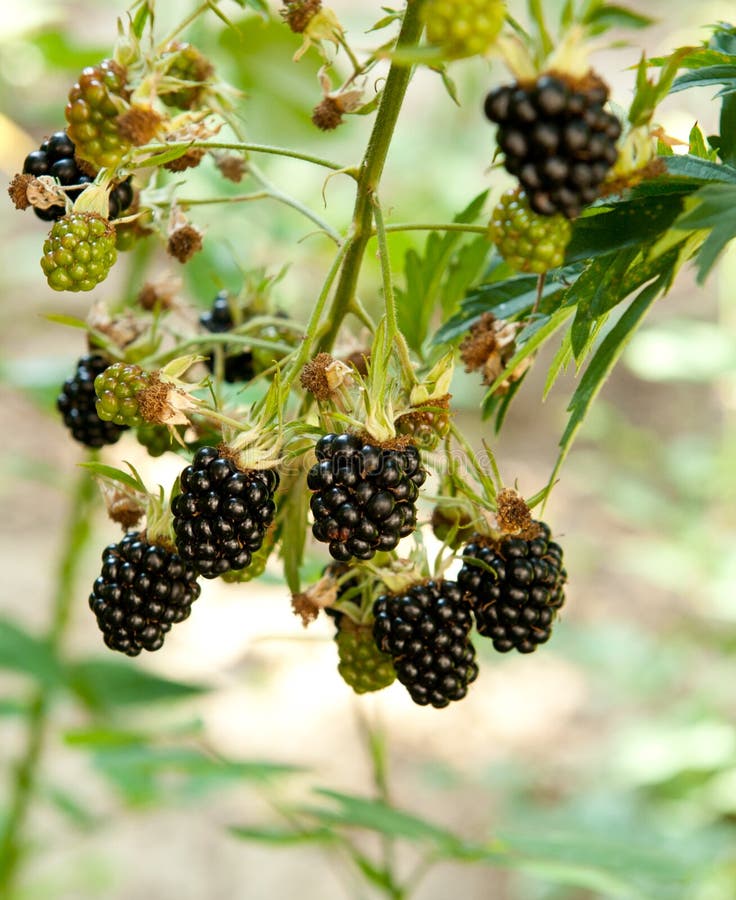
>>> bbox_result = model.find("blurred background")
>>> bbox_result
[2,0,736,897]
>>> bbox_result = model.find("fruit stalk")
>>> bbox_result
[0,462,98,893]
[318,0,427,353]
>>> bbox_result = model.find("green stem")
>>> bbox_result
[0,462,98,895]
[136,141,346,172]
[380,223,488,236]
[317,0,427,354]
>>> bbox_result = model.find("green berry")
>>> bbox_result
[335,619,396,695]
[40,212,117,292]
[395,403,451,451]
[423,0,506,59]
[65,59,131,168]
[136,424,178,458]
[94,362,150,427]
[161,43,214,110]
[489,188,572,274]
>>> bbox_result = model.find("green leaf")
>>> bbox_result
[67,658,208,710]
[629,49,692,127]
[550,275,667,486]
[229,825,338,845]
[78,462,145,493]
[670,65,736,94]
[135,143,195,169]
[688,123,718,160]
[716,93,736,164]
[583,4,654,34]
[0,618,62,687]
[303,789,474,856]
[42,313,89,330]
[42,783,100,830]
[279,470,309,595]
[131,1,153,39]
[664,155,736,183]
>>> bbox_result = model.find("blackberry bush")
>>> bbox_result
[458,522,567,654]
[89,531,201,656]
[308,433,426,562]
[484,72,621,218]
[172,446,279,578]
[373,580,478,708]
[57,354,129,448]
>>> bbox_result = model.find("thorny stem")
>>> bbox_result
[317,0,427,354]
[0,462,98,895]
[137,141,346,172]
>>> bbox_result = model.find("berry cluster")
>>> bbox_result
[308,433,426,562]
[484,73,621,218]
[89,532,201,656]
[57,354,129,448]
[373,580,478,708]
[40,211,117,292]
[199,292,255,383]
[423,0,505,59]
[22,131,133,222]
[172,447,279,578]
[458,522,566,654]
[65,59,130,169]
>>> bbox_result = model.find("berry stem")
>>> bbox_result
[0,460,98,893]
[135,140,347,172]
[379,222,488,236]
[317,0,427,354]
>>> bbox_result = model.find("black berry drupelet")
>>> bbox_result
[89,532,201,656]
[373,580,478,708]
[22,130,133,222]
[57,354,128,447]
[199,291,255,383]
[458,521,567,654]
[484,73,622,219]
[308,433,426,562]
[172,446,279,578]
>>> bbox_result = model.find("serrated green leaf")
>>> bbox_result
[0,618,62,687]
[688,123,718,160]
[673,182,736,229]
[550,275,667,487]
[670,65,736,94]
[664,155,736,183]
[67,658,207,710]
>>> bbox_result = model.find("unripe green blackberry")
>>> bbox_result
[395,399,451,451]
[57,354,129,448]
[161,42,214,110]
[458,521,567,654]
[136,423,177,457]
[335,618,396,694]
[490,187,571,274]
[89,531,201,656]
[373,580,478,708]
[65,59,131,169]
[423,0,505,59]
[94,362,149,427]
[40,212,117,292]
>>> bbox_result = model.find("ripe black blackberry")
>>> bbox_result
[22,130,133,222]
[484,73,621,219]
[89,531,201,656]
[199,291,255,383]
[458,521,567,654]
[308,433,426,562]
[57,354,128,447]
[373,580,478,708]
[172,446,279,578]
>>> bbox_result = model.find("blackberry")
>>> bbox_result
[335,617,396,694]
[65,58,131,169]
[89,531,201,656]
[57,354,128,447]
[172,446,279,578]
[484,73,622,219]
[199,291,255,383]
[161,42,214,110]
[490,187,572,273]
[373,580,478,708]
[40,212,117,292]
[136,423,177,457]
[22,131,133,222]
[308,433,426,562]
[458,522,567,654]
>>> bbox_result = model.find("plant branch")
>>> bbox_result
[317,0,427,354]
[0,462,98,894]
[136,141,347,172]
